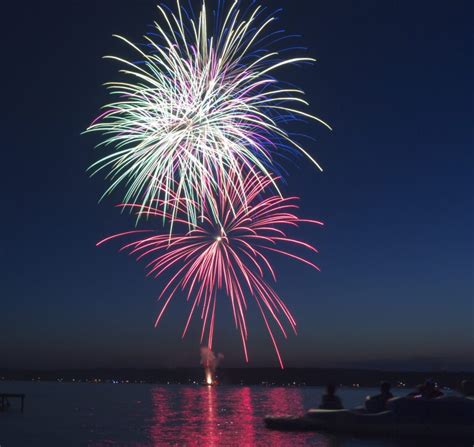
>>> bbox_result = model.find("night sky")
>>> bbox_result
[2,0,472,371]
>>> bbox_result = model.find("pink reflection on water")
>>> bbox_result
[239,387,256,446]
[148,386,330,446]
[149,386,258,446]
[265,387,305,415]
[148,387,172,444]
[260,387,312,446]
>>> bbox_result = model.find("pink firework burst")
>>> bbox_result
[97,174,322,368]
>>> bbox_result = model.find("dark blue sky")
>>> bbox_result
[1,0,472,370]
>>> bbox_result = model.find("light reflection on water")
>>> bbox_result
[149,386,307,446]
[0,381,466,447]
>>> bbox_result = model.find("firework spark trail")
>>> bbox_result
[97,173,323,368]
[86,0,331,227]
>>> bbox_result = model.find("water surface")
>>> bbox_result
[0,381,467,446]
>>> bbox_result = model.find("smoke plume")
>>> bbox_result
[200,347,224,384]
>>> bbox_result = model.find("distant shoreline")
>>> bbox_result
[1,368,472,388]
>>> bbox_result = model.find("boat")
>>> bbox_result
[265,397,474,440]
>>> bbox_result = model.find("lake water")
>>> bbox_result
[0,381,468,446]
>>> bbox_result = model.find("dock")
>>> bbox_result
[1,393,25,412]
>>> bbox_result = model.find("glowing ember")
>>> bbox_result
[205,369,213,386]
[201,347,222,385]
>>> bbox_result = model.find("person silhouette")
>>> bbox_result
[365,381,394,413]
[319,384,343,410]
[421,379,444,399]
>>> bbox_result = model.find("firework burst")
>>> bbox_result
[86,0,331,226]
[98,174,322,367]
